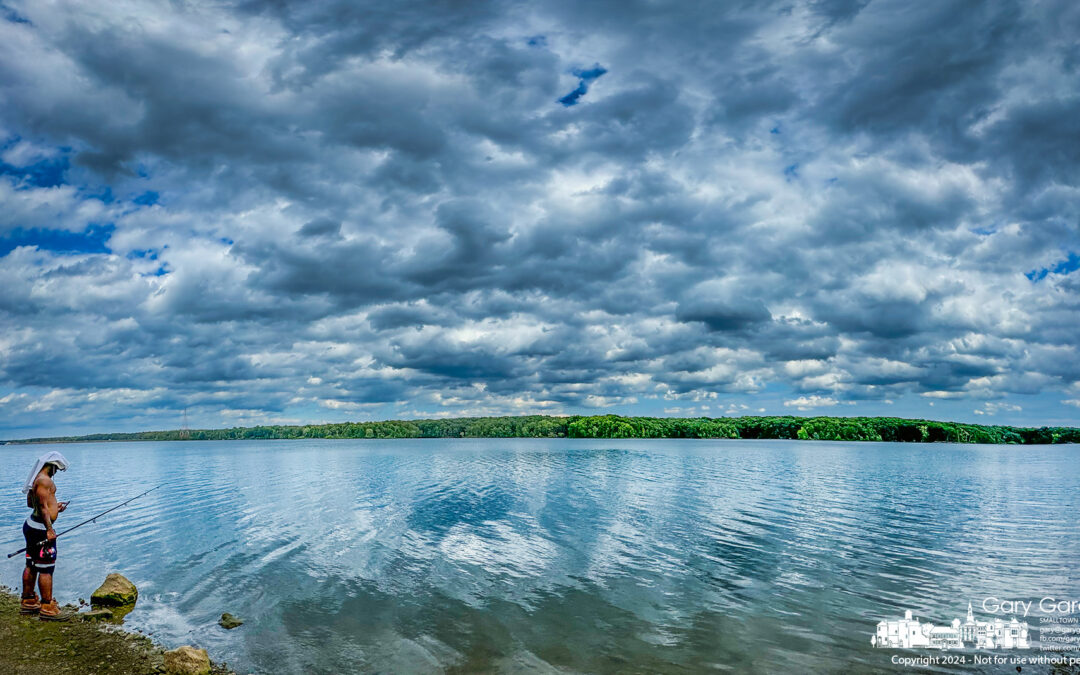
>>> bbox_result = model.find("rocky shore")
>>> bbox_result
[0,584,233,675]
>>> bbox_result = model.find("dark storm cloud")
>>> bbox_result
[297,218,342,239]
[978,95,1080,191]
[810,1,1023,146]
[0,0,1078,435]
[235,0,507,86]
[754,319,842,363]
[384,336,522,381]
[706,64,798,131]
[675,294,772,332]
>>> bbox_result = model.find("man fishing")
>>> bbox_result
[19,451,71,620]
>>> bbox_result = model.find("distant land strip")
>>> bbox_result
[3,415,1079,445]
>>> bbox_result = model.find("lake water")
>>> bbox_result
[2,439,1078,673]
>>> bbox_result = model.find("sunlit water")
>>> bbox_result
[2,439,1078,673]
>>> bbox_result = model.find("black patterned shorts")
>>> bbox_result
[23,519,57,573]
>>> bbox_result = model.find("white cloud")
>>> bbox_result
[921,391,966,400]
[783,396,839,411]
[1,139,59,167]
[973,402,1023,416]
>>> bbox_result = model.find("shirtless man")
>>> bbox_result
[20,451,70,620]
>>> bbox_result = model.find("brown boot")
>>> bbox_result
[19,593,41,615]
[38,599,72,622]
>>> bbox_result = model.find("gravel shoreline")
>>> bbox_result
[0,586,233,675]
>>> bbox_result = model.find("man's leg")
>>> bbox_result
[18,563,41,614]
[33,539,66,620]
[37,566,69,621]
[38,572,53,605]
[22,565,37,598]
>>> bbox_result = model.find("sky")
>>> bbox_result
[0,0,1078,438]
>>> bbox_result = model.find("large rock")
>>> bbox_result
[79,608,115,621]
[163,646,211,675]
[90,573,138,607]
[218,612,243,629]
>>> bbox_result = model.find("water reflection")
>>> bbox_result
[2,439,1078,673]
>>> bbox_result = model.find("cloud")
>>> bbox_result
[674,280,773,332]
[0,0,1077,436]
[784,396,840,411]
[973,401,1022,415]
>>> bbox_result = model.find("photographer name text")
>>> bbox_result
[982,597,1080,618]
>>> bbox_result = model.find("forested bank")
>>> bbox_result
[7,414,1079,444]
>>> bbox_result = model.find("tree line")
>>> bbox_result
[8,414,1079,444]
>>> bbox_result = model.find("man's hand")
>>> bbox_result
[58,501,68,513]
[46,529,56,543]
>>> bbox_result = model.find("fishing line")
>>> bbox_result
[6,484,163,559]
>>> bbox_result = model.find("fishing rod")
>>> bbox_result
[7,484,163,559]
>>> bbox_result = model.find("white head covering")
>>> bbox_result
[22,451,69,495]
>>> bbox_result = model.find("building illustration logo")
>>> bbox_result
[873,603,1030,650]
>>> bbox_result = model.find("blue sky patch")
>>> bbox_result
[1053,251,1080,275]
[573,66,607,81]
[133,190,159,206]
[1,155,69,188]
[1026,251,1079,282]
[0,224,114,257]
[558,82,588,107]
[558,64,607,107]
[127,248,161,261]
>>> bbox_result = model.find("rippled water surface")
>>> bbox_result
[3,439,1079,673]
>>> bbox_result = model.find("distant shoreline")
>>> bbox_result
[4,414,1078,445]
